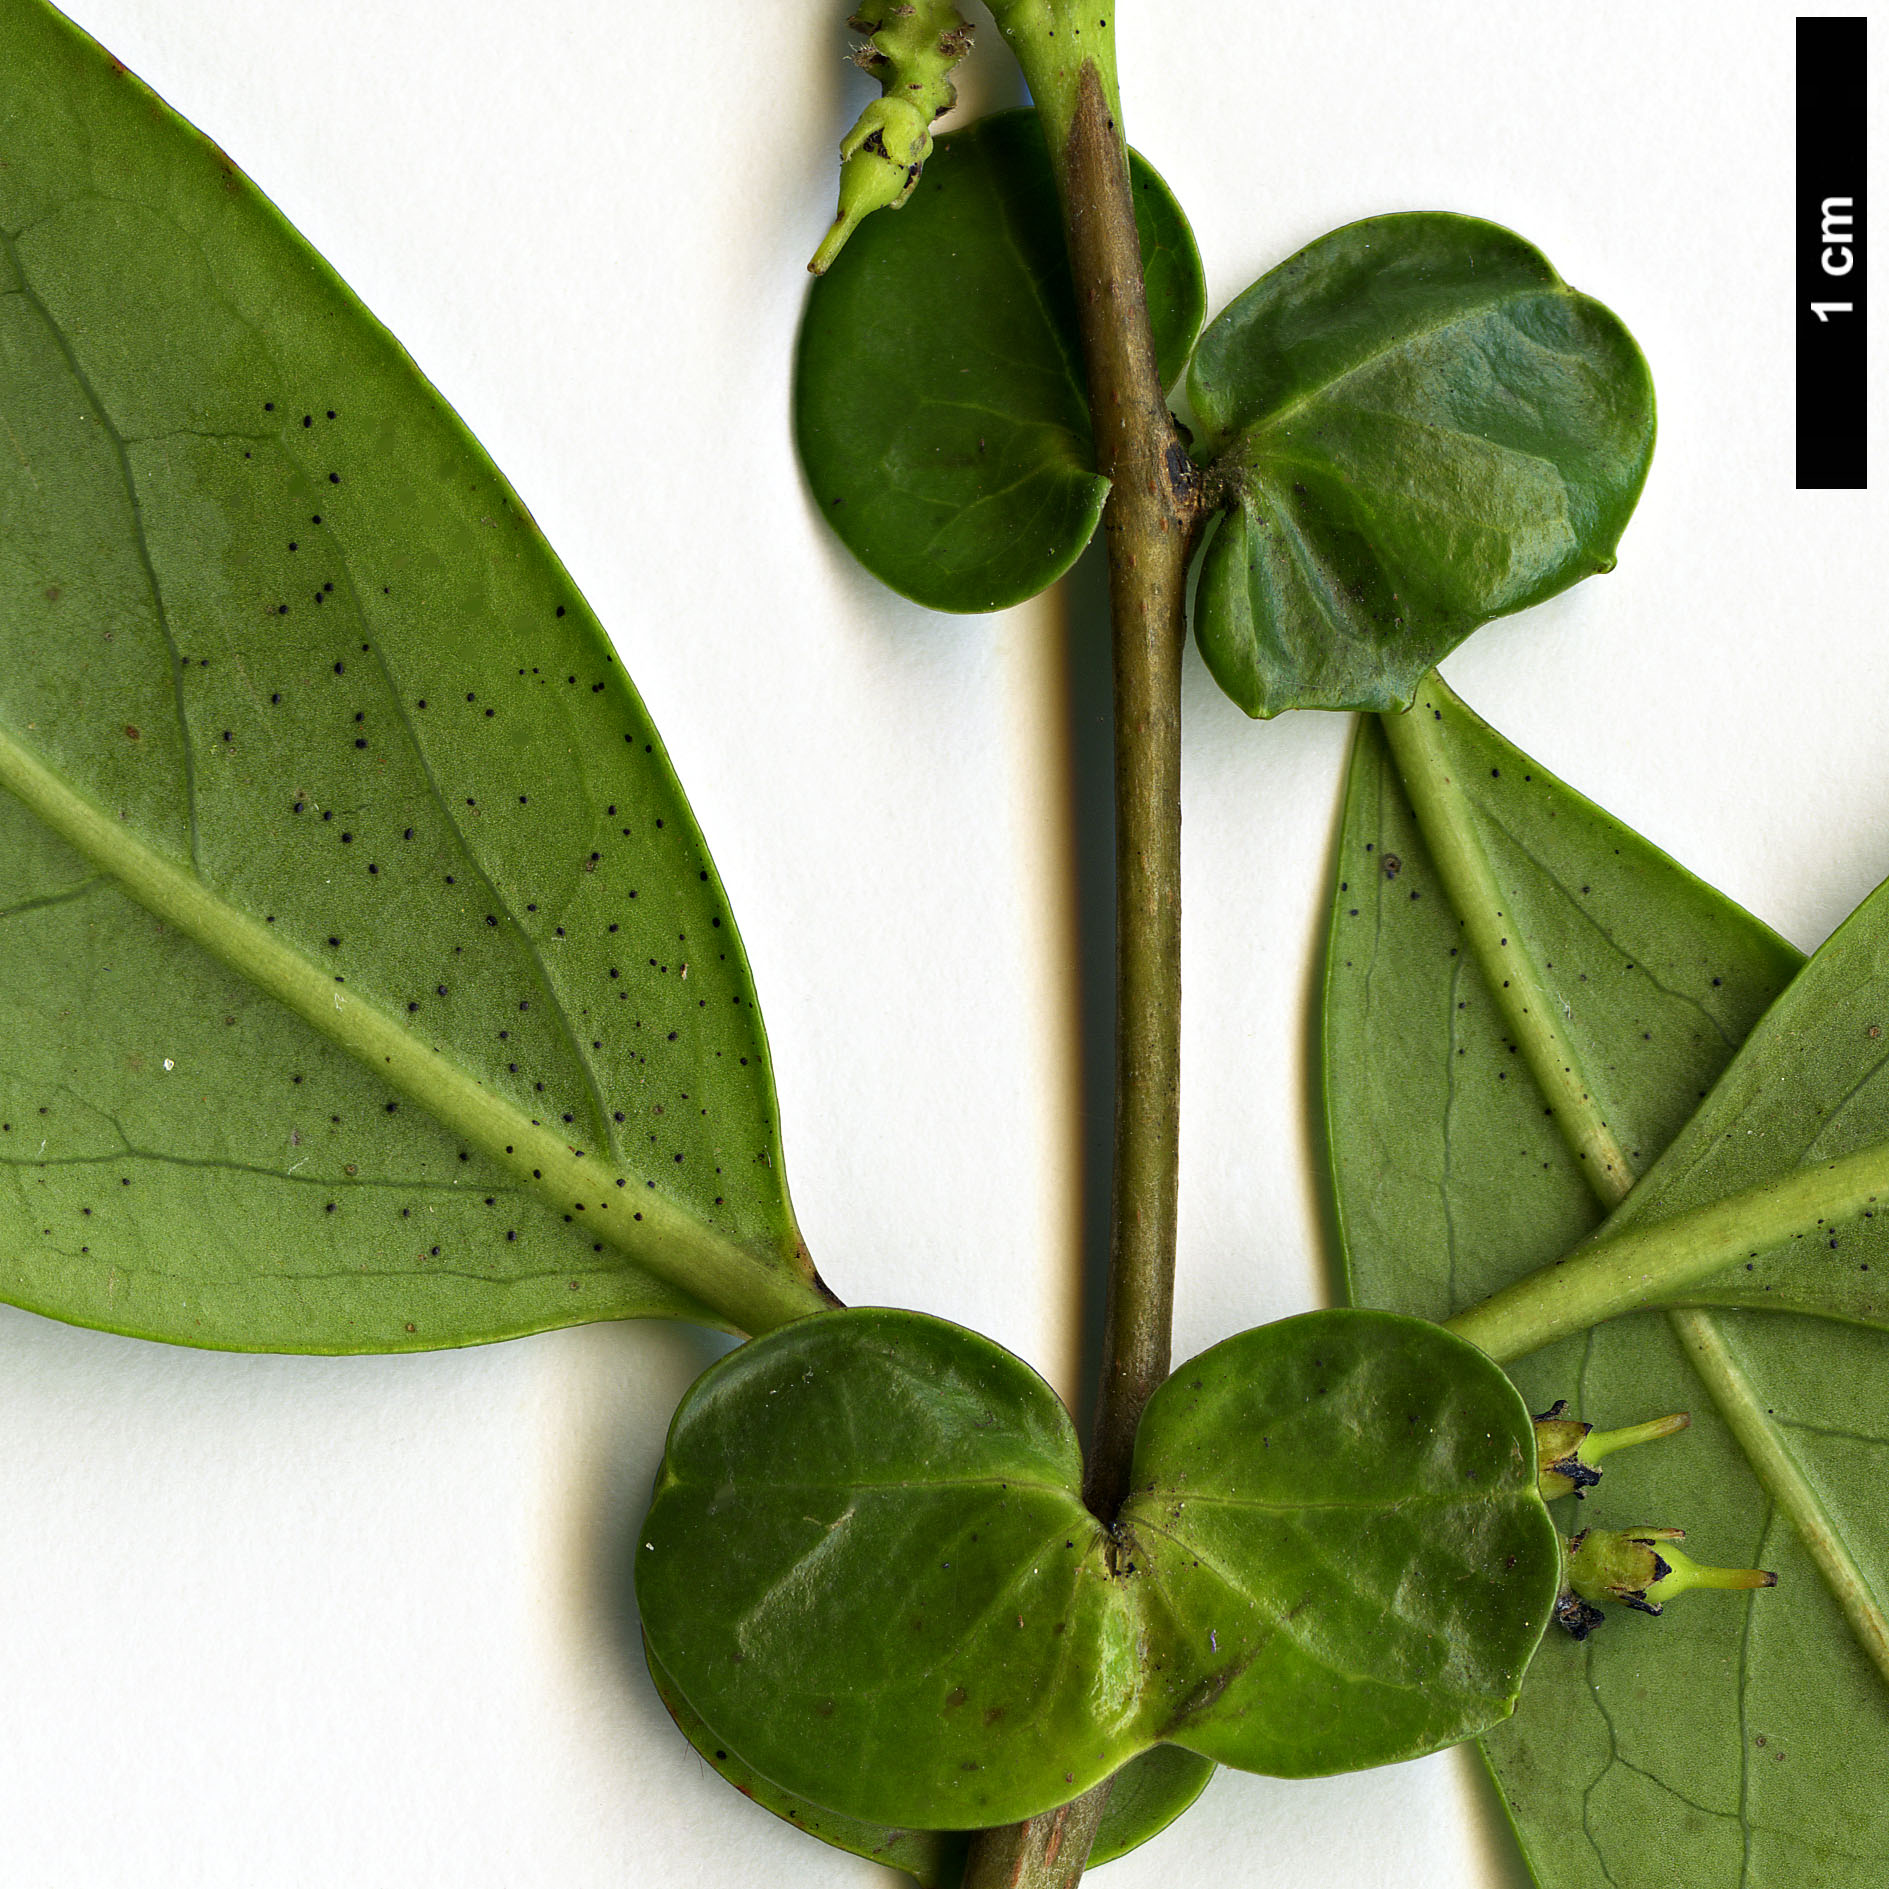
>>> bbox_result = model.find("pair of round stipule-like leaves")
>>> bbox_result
[798,110,1654,718]
[637,1305,1559,1832]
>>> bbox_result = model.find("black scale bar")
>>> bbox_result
[1798,17,1868,489]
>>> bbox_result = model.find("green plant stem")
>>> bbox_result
[0,723,829,1340]
[961,36,1201,1889]
[1384,680,1889,1687]
[1058,57,1203,1525]
[987,3,1122,165]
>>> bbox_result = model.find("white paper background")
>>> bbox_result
[2,3,1880,1883]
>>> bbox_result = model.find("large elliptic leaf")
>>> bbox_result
[795,110,1205,613]
[0,0,828,1347]
[636,1305,1556,1832]
[646,1640,1214,1885]
[1187,215,1655,717]
[1324,677,1889,1886]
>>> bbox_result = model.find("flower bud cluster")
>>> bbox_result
[810,4,975,274]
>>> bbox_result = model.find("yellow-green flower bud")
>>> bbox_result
[809,4,975,274]
[1533,1399,1690,1500]
[1556,1526,1776,1637]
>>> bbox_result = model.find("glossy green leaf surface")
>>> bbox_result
[1123,1307,1557,1777]
[646,1640,1214,1884]
[795,110,1205,613]
[1325,683,1889,1885]
[636,1305,1557,1831]
[0,0,826,1348]
[1187,215,1654,717]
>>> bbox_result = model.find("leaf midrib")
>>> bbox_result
[0,719,825,1336]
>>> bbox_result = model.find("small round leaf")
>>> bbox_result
[637,1308,1116,1829]
[1121,1311,1561,1776]
[796,111,1205,614]
[1186,213,1655,716]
